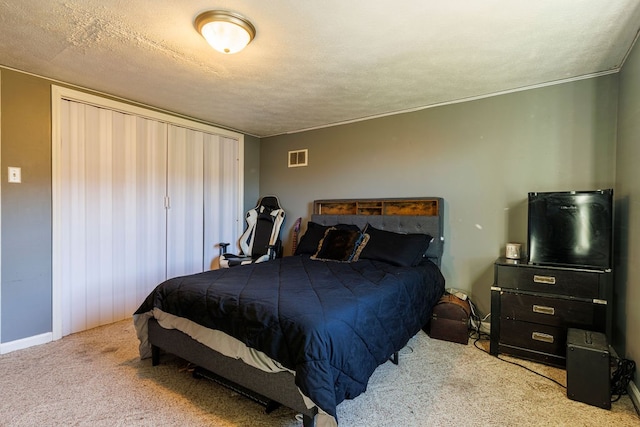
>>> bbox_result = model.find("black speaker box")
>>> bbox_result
[566,328,611,409]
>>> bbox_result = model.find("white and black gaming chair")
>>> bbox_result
[219,196,286,268]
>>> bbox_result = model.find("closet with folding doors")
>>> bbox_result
[52,86,243,337]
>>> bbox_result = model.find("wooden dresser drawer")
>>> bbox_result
[490,258,612,367]
[500,319,566,358]
[495,264,602,299]
[500,292,599,328]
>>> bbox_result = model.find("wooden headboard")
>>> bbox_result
[310,197,445,267]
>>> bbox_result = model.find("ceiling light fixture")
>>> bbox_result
[195,10,256,54]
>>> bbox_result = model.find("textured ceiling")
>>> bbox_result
[1,1,639,137]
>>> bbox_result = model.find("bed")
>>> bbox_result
[134,197,446,427]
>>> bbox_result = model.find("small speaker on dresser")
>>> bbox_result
[566,328,611,409]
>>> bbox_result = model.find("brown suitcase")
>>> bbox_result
[429,294,471,344]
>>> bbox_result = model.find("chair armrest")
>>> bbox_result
[219,242,230,257]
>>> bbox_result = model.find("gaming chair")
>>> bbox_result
[219,196,285,268]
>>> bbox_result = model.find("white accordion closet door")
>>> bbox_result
[58,101,167,336]
[204,135,241,270]
[166,128,241,276]
[166,125,205,278]
[54,89,243,338]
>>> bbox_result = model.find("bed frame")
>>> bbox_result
[148,197,445,427]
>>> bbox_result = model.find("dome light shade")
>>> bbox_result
[195,10,256,54]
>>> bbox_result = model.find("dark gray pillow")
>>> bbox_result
[359,224,432,267]
[295,222,360,255]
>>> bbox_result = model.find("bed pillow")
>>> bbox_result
[295,222,360,255]
[351,233,370,262]
[359,224,432,267]
[311,228,368,262]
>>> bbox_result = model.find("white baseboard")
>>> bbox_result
[0,332,53,354]
[629,380,640,414]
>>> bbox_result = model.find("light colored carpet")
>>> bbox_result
[0,319,637,427]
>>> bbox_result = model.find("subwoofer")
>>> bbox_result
[566,328,611,409]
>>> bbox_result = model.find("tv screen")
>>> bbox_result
[527,189,613,270]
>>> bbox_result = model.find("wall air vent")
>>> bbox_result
[288,149,308,167]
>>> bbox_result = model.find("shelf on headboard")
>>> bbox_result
[313,198,440,216]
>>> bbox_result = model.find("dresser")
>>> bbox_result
[490,258,612,367]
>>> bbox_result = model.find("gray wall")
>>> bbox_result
[1,61,636,395]
[0,69,52,341]
[260,76,618,318]
[0,68,261,343]
[616,36,640,391]
[243,134,261,211]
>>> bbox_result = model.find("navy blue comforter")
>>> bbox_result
[134,255,445,419]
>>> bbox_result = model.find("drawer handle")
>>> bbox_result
[532,305,555,315]
[533,275,556,285]
[531,332,554,343]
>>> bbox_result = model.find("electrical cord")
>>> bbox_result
[466,294,492,341]
[470,320,637,401]
[462,294,637,402]
[471,331,567,389]
[465,297,566,390]
[497,353,567,388]
[610,357,636,402]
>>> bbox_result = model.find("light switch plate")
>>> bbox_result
[8,167,21,183]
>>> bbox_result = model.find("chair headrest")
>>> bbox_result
[258,196,281,210]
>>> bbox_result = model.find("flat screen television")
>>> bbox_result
[527,189,613,270]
